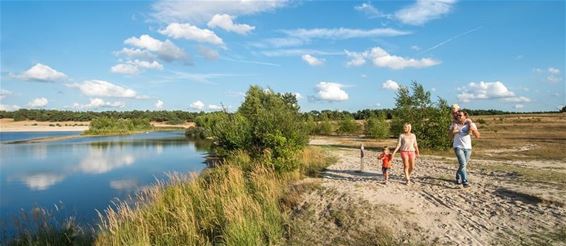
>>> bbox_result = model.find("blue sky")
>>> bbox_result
[1,0,564,112]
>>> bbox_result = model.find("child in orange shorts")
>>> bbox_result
[378,146,393,184]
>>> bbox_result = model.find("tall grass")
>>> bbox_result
[94,146,334,245]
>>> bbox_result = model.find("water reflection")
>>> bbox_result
[1,131,211,232]
[109,179,138,191]
[20,172,65,191]
[76,149,135,174]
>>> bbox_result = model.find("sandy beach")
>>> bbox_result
[0,119,196,132]
[0,119,90,132]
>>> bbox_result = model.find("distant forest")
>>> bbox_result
[1,107,563,122]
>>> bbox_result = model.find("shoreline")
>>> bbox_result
[0,118,195,133]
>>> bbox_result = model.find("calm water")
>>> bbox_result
[0,131,209,233]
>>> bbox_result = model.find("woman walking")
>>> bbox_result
[392,123,420,184]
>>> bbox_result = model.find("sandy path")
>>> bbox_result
[318,148,566,245]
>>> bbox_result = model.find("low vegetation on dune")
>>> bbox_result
[83,117,152,135]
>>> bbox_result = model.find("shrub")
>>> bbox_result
[365,113,390,139]
[337,116,360,135]
[315,118,334,135]
[84,117,152,135]
[202,86,309,173]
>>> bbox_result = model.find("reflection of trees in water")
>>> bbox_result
[88,137,212,152]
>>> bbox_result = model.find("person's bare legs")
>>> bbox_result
[407,156,416,183]
[402,157,410,184]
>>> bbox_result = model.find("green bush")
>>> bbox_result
[365,113,390,139]
[203,86,309,173]
[315,118,335,135]
[391,81,451,150]
[337,116,360,135]
[84,117,152,135]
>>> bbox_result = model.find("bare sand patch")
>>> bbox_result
[298,147,566,245]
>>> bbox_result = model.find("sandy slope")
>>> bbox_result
[312,148,566,245]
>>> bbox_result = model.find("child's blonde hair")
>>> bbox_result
[383,146,390,152]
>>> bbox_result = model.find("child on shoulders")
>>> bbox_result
[378,146,393,184]
[450,104,472,134]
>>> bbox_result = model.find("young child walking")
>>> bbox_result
[378,146,393,184]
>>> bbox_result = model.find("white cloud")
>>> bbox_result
[382,80,400,91]
[354,2,386,18]
[15,63,67,82]
[395,0,456,25]
[283,27,410,40]
[302,54,324,66]
[0,104,20,111]
[110,179,138,191]
[67,80,137,98]
[113,48,153,60]
[344,50,367,66]
[547,67,562,82]
[190,100,205,110]
[262,49,343,57]
[28,97,48,108]
[111,63,139,75]
[457,81,531,103]
[345,47,440,69]
[155,100,164,109]
[125,34,187,62]
[315,82,349,101]
[73,98,126,109]
[514,104,524,109]
[208,104,223,111]
[208,14,255,35]
[21,173,65,191]
[0,89,12,100]
[152,0,288,24]
[293,92,303,100]
[198,46,220,60]
[411,45,421,51]
[111,60,163,75]
[159,23,224,46]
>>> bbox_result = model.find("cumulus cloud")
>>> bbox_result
[382,80,400,91]
[124,34,187,62]
[301,54,324,66]
[315,82,349,101]
[113,48,153,60]
[395,0,456,25]
[28,97,48,108]
[457,81,531,103]
[155,100,164,109]
[67,80,137,98]
[14,63,67,82]
[208,14,255,35]
[159,23,224,46]
[293,92,303,100]
[345,47,440,69]
[152,0,288,24]
[514,104,524,109]
[72,98,126,109]
[111,60,163,75]
[110,179,138,191]
[283,27,410,40]
[190,100,205,110]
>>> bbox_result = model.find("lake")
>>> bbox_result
[0,131,209,233]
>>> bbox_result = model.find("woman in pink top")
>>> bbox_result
[392,123,420,184]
